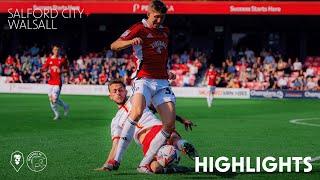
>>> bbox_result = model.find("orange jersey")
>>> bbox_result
[42,56,68,85]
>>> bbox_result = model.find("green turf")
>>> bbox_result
[0,93,319,180]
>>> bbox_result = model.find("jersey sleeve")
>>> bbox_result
[119,23,142,41]
[110,117,122,141]
[42,58,50,71]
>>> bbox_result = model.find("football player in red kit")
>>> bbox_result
[42,45,69,120]
[204,64,218,108]
[108,0,177,173]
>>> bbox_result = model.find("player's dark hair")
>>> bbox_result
[150,0,167,14]
[108,79,126,91]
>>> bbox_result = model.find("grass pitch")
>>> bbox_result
[0,93,319,179]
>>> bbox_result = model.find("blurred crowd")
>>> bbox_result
[0,45,206,87]
[1,45,320,90]
[214,48,320,91]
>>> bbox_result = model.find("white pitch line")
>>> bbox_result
[309,156,320,163]
[289,118,320,128]
[299,156,320,164]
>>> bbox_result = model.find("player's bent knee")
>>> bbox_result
[163,126,175,134]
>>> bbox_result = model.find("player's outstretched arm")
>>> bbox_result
[95,139,119,171]
[110,37,143,51]
[41,59,49,72]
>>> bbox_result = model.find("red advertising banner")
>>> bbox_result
[1,1,320,15]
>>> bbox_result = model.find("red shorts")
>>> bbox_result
[142,125,162,155]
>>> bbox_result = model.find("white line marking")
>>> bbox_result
[289,118,320,127]
[309,156,320,163]
[300,156,320,164]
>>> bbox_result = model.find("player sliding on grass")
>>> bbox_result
[109,0,177,173]
[96,79,197,173]
[41,45,69,120]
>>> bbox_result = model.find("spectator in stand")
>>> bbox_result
[2,46,319,90]
[256,68,264,83]
[99,69,108,85]
[305,65,315,78]
[263,51,275,65]
[268,73,277,89]
[291,76,304,90]
[277,76,288,89]
[246,68,256,81]
[9,68,22,83]
[90,64,100,84]
[118,65,127,78]
[226,59,236,75]
[21,69,31,83]
[68,74,75,84]
[305,77,317,91]
[29,68,42,83]
[276,58,286,72]
[244,48,255,63]
[293,58,302,71]
[180,50,189,64]
[182,73,191,87]
[30,44,40,56]
[227,78,240,88]
[75,73,87,85]
[5,55,16,67]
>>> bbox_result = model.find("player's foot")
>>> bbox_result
[105,160,120,171]
[137,165,153,174]
[53,114,60,120]
[182,142,198,160]
[64,105,69,117]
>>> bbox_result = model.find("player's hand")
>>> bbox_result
[94,167,110,171]
[131,37,143,45]
[168,72,176,80]
[183,119,196,131]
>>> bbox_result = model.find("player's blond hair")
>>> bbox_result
[149,0,167,14]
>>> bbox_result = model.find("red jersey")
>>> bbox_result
[12,72,20,82]
[99,73,107,84]
[42,56,68,85]
[119,19,169,79]
[6,56,15,66]
[206,69,218,86]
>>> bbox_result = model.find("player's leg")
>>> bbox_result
[209,86,216,107]
[169,132,198,160]
[138,86,176,170]
[207,86,212,107]
[48,85,59,120]
[111,80,151,169]
[56,86,69,116]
